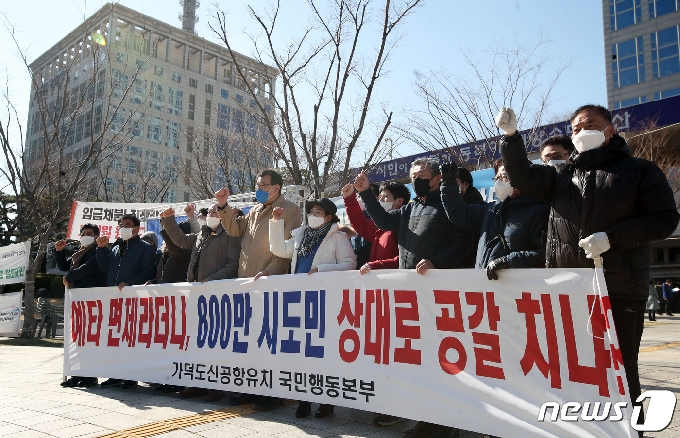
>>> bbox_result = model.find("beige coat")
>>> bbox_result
[218,195,302,278]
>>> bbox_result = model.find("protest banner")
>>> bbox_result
[0,291,22,336]
[0,241,31,285]
[64,269,635,438]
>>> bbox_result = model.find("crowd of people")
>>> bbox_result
[52,104,679,438]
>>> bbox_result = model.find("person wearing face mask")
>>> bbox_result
[342,182,408,278]
[454,168,486,269]
[539,135,574,171]
[55,223,107,389]
[159,203,241,401]
[269,198,356,419]
[96,214,157,389]
[440,159,549,281]
[497,105,680,436]
[195,207,209,229]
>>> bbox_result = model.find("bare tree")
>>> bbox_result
[627,118,680,207]
[209,0,423,196]
[402,35,570,168]
[0,9,155,336]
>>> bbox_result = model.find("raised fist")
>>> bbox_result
[54,240,67,251]
[272,207,285,221]
[494,107,517,136]
[184,204,195,218]
[441,161,459,182]
[96,236,109,248]
[341,183,354,198]
[215,187,230,207]
[161,207,175,219]
[354,170,370,193]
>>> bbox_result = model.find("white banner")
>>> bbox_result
[0,291,23,336]
[65,269,636,438]
[0,241,31,285]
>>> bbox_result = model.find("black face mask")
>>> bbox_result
[413,177,431,197]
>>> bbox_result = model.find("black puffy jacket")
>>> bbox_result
[441,182,549,269]
[361,188,472,269]
[55,246,107,289]
[458,186,486,268]
[501,132,680,299]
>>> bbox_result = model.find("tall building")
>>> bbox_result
[604,0,680,109]
[25,2,277,203]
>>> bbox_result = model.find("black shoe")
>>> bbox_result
[121,380,138,389]
[163,385,184,393]
[77,377,98,388]
[314,404,334,418]
[100,378,123,388]
[373,414,407,426]
[252,396,283,411]
[431,426,460,438]
[229,393,257,406]
[296,401,312,418]
[61,377,83,388]
[402,422,438,438]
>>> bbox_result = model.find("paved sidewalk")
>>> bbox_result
[0,316,678,438]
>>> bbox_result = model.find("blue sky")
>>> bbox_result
[0,0,607,156]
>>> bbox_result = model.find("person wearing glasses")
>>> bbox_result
[95,214,157,390]
[540,135,575,171]
[214,169,302,411]
[440,159,549,281]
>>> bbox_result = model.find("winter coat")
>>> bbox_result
[458,186,487,268]
[218,195,302,278]
[441,181,549,269]
[162,217,241,282]
[360,188,472,269]
[96,236,157,287]
[154,229,191,284]
[343,195,399,269]
[269,220,356,274]
[662,283,675,300]
[647,285,660,310]
[55,245,107,288]
[501,132,680,300]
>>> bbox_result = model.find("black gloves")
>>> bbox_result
[441,161,459,182]
[486,256,509,280]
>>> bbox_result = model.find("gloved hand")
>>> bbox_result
[441,161,459,182]
[494,107,517,136]
[578,232,611,259]
[486,256,509,280]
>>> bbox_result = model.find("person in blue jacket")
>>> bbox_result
[440,159,550,280]
[662,279,675,316]
[95,214,156,389]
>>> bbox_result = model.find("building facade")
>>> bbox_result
[604,0,680,109]
[25,2,277,203]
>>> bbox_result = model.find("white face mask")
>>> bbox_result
[379,201,393,212]
[119,227,134,241]
[572,127,609,153]
[307,215,325,229]
[494,180,514,202]
[197,219,207,228]
[547,160,567,171]
[80,235,95,246]
[206,216,221,229]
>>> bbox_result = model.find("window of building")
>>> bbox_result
[651,26,680,78]
[217,104,230,130]
[186,126,195,152]
[155,66,164,76]
[112,70,129,100]
[147,116,163,144]
[109,106,126,134]
[93,104,103,134]
[184,192,190,202]
[205,99,211,125]
[131,78,147,105]
[649,0,679,18]
[188,94,195,120]
[615,95,647,108]
[130,112,143,138]
[611,0,642,31]
[116,52,127,64]
[166,121,181,148]
[190,78,198,88]
[168,88,183,116]
[233,109,244,133]
[669,246,680,263]
[223,64,233,85]
[236,94,244,103]
[172,72,181,83]
[221,89,228,99]
[135,59,146,70]
[150,82,165,111]
[247,114,257,138]
[654,86,680,99]
[205,84,213,94]
[612,37,645,88]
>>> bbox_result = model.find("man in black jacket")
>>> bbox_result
[497,105,680,434]
[355,158,471,438]
[55,223,107,388]
[454,167,486,269]
[96,214,156,389]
